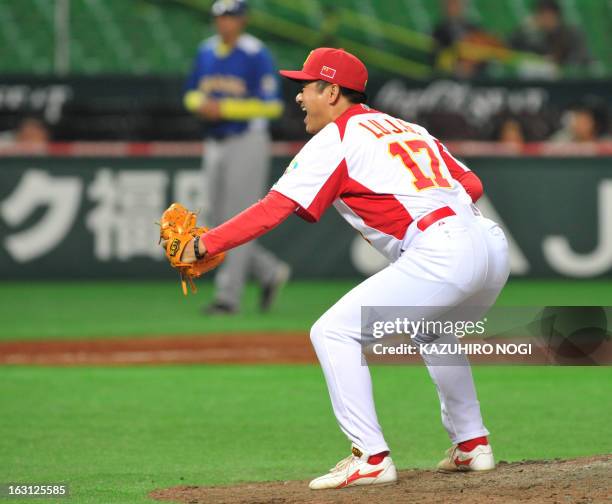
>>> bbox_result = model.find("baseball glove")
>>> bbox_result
[159,202,225,296]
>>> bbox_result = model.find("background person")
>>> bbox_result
[0,117,50,147]
[431,0,502,78]
[184,0,290,315]
[550,98,610,143]
[509,0,591,70]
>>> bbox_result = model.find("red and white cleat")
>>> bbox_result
[437,443,495,472]
[309,445,398,490]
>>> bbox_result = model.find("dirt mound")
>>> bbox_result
[149,455,611,504]
[0,333,315,365]
[0,334,578,366]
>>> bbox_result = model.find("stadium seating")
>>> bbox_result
[0,0,609,77]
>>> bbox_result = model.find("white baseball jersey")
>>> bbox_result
[273,104,475,261]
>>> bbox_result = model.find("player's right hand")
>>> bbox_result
[183,90,207,113]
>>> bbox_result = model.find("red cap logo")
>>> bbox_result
[279,48,368,92]
[320,66,337,79]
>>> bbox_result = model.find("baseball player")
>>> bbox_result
[184,0,290,314]
[177,48,510,489]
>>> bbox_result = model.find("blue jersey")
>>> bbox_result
[186,34,281,139]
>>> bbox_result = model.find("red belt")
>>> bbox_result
[416,206,456,231]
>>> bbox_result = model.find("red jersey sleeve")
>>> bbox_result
[201,190,296,256]
[453,171,483,203]
[434,139,483,202]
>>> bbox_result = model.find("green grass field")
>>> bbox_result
[1,279,611,503]
[2,279,612,340]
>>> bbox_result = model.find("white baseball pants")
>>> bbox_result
[310,211,510,454]
[203,129,284,308]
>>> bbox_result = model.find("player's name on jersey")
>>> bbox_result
[358,118,418,139]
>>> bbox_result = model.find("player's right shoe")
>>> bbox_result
[437,443,495,472]
[309,445,398,490]
[260,263,291,312]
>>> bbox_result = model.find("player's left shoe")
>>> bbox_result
[309,444,398,490]
[437,443,495,472]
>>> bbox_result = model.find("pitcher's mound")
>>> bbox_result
[150,454,610,503]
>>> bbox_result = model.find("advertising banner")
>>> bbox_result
[1,152,610,279]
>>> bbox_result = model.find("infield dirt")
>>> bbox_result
[2,332,602,365]
[149,455,611,504]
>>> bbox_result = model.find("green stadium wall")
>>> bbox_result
[0,153,610,279]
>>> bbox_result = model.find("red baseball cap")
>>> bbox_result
[279,48,368,92]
